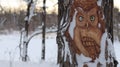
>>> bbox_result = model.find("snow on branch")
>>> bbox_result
[22,28,56,49]
[27,30,41,45]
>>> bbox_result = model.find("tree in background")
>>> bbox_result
[19,0,47,62]
[113,7,120,41]
[20,0,35,61]
[41,0,46,60]
[57,0,118,67]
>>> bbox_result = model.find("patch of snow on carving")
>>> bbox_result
[68,9,77,39]
[76,54,92,67]
[97,0,102,6]
[63,37,72,64]
[98,30,107,66]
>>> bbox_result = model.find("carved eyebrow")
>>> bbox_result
[89,7,97,13]
[76,7,84,12]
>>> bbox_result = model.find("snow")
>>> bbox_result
[62,10,78,63]
[22,30,28,60]
[68,9,77,39]
[97,0,102,6]
[60,17,64,26]
[76,54,92,67]
[0,60,59,67]
[107,38,116,59]
[0,31,120,67]
[22,1,36,59]
[63,37,72,64]
[24,1,35,22]
[98,31,107,66]
[29,2,35,22]
[114,40,120,67]
[0,32,58,67]
[98,23,101,28]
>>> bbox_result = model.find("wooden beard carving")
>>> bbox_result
[65,0,105,61]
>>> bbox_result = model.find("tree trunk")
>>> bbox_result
[41,0,46,60]
[57,0,118,67]
[103,0,113,42]
[22,0,33,62]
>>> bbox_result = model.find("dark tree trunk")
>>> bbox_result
[57,0,64,65]
[57,0,77,67]
[41,0,46,60]
[103,0,118,66]
[103,0,113,42]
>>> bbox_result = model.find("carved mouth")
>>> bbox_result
[81,37,100,60]
[81,37,97,47]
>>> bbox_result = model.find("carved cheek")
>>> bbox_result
[94,17,99,27]
[88,28,102,45]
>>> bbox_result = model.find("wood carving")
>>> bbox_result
[65,0,105,61]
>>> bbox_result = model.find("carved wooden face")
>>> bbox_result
[72,6,105,60]
[64,0,105,61]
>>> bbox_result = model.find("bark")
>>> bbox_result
[57,0,77,67]
[103,0,113,42]
[103,0,118,66]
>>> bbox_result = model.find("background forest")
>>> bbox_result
[113,7,120,40]
[0,7,57,33]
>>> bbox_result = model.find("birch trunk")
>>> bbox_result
[22,0,33,62]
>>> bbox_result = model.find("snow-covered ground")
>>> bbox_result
[114,40,120,67]
[0,31,58,67]
[0,31,120,67]
[0,60,59,67]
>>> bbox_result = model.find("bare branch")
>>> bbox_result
[0,18,7,26]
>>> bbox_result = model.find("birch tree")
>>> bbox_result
[57,0,118,67]
[20,0,35,62]
[19,0,47,61]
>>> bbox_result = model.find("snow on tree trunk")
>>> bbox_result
[57,0,77,67]
[57,0,118,67]
[21,0,35,62]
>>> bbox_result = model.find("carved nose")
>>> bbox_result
[85,23,89,28]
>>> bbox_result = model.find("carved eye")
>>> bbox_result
[90,15,95,22]
[79,16,83,22]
